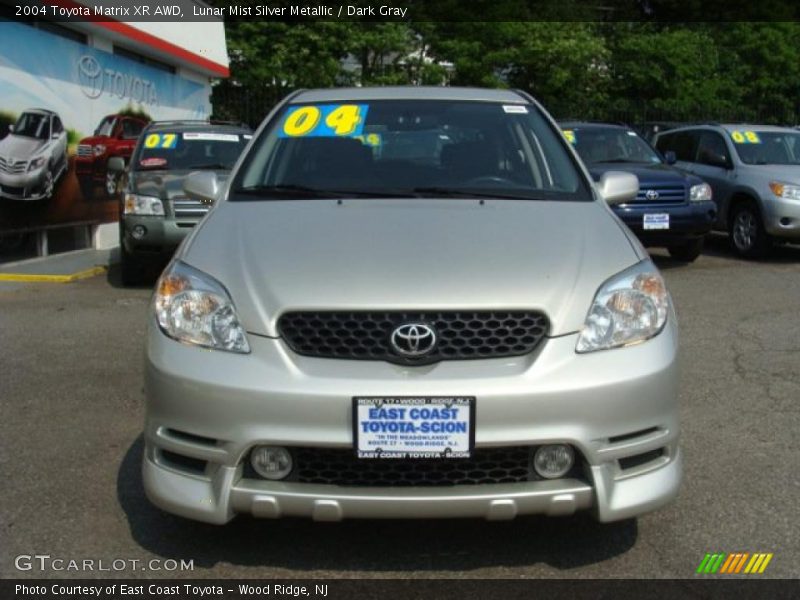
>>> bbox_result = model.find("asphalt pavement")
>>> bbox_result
[1,234,798,579]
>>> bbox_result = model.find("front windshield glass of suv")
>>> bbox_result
[232,100,590,201]
[13,113,49,140]
[732,131,800,165]
[135,131,249,171]
[95,117,116,137]
[568,127,662,165]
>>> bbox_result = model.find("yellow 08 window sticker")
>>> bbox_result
[730,130,761,144]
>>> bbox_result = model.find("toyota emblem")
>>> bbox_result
[645,189,660,201]
[390,323,437,357]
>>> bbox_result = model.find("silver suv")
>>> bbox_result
[654,124,800,257]
[143,87,682,524]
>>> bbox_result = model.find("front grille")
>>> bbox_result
[0,184,25,196]
[248,446,541,487]
[630,184,686,205]
[278,311,549,365]
[172,196,211,221]
[76,144,93,158]
[0,156,26,174]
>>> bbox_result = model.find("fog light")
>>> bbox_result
[533,444,575,479]
[250,446,293,480]
[132,225,147,240]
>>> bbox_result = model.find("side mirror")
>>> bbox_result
[183,171,219,203]
[598,171,639,206]
[664,151,677,165]
[108,157,126,173]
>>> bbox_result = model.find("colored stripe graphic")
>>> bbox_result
[698,552,773,574]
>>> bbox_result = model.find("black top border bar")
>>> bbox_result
[4,0,800,22]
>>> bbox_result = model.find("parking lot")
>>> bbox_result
[1,234,798,579]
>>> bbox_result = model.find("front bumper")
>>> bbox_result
[762,195,800,239]
[121,215,197,259]
[0,167,48,201]
[143,316,682,524]
[614,201,716,246]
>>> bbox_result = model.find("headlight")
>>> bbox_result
[27,157,46,171]
[154,261,250,353]
[93,144,106,157]
[768,181,800,201]
[576,260,670,353]
[689,182,712,202]
[124,193,164,216]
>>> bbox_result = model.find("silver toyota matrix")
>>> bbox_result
[143,87,682,524]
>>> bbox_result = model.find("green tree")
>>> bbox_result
[504,22,610,118]
[606,24,738,121]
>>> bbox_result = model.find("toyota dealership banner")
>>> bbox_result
[0,17,223,233]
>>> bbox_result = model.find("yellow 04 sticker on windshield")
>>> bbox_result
[279,104,369,138]
[144,133,178,149]
[730,130,761,144]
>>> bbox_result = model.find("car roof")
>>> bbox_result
[558,121,632,131]
[146,121,251,133]
[290,86,529,104]
[657,123,798,136]
[23,108,56,116]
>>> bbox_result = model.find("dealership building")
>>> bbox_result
[0,2,229,258]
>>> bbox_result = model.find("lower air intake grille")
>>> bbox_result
[278,311,549,365]
[249,446,540,487]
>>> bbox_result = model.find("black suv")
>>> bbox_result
[112,121,251,285]
[562,122,717,262]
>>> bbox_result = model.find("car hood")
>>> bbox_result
[587,162,698,186]
[0,135,47,160]
[180,198,642,338]
[78,135,111,146]
[131,169,230,201]
[740,164,800,183]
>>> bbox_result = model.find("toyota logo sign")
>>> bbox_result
[390,323,437,357]
[645,189,660,201]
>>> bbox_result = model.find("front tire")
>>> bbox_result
[730,202,771,258]
[120,244,146,286]
[78,177,94,201]
[106,169,120,197]
[668,238,704,262]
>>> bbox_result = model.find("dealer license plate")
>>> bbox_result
[353,397,475,459]
[643,213,670,230]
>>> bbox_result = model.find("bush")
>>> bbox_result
[116,104,152,122]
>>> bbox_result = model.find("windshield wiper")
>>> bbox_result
[234,185,412,199]
[412,186,543,200]
[188,163,231,170]
[597,158,648,164]
[234,185,343,198]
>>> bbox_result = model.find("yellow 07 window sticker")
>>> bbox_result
[144,133,178,149]
[730,130,761,144]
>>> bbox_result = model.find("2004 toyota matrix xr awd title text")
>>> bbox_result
[143,87,682,524]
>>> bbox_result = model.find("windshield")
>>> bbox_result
[95,117,116,137]
[566,127,662,165]
[731,131,800,165]
[232,100,590,201]
[13,113,49,140]
[135,131,249,171]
